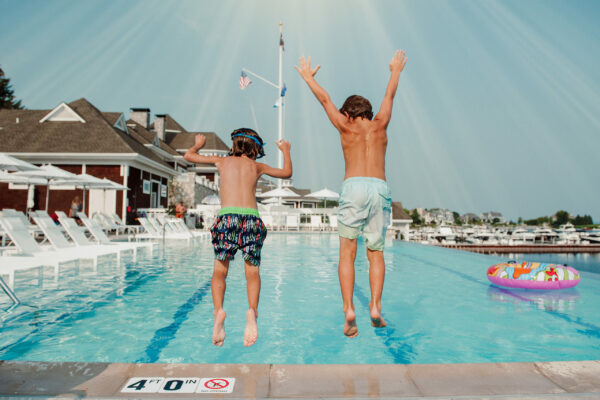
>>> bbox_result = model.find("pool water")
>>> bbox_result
[1,234,599,364]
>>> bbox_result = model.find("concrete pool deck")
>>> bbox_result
[1,360,599,398]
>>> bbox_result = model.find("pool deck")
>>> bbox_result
[1,360,599,398]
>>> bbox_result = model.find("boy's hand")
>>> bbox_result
[194,134,206,148]
[294,56,321,80]
[276,139,291,153]
[389,50,407,73]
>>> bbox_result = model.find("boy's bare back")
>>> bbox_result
[184,134,292,209]
[215,156,263,209]
[295,51,406,181]
[337,115,388,181]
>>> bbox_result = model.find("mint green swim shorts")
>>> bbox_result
[337,177,392,251]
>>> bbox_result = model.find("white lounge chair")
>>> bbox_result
[135,217,188,240]
[93,212,121,234]
[52,212,151,259]
[58,211,153,253]
[30,211,119,266]
[329,215,338,231]
[109,212,141,234]
[157,215,205,238]
[0,216,87,267]
[262,215,274,230]
[310,215,323,231]
[149,216,194,240]
[2,209,43,236]
[286,215,299,231]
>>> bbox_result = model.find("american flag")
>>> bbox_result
[239,71,252,90]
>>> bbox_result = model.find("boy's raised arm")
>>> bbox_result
[374,50,407,128]
[184,134,222,165]
[295,56,347,131]
[258,140,292,179]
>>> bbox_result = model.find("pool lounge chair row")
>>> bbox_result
[0,210,153,289]
[92,212,141,235]
[136,215,208,241]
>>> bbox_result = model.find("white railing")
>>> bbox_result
[189,205,340,232]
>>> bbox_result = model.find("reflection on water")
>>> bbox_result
[487,285,580,312]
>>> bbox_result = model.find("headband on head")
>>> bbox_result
[232,133,265,158]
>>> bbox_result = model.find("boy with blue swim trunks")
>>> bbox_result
[184,129,292,347]
[296,51,407,337]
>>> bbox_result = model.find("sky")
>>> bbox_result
[1,0,599,222]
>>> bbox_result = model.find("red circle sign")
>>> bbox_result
[205,379,229,389]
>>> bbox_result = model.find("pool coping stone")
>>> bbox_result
[1,360,599,398]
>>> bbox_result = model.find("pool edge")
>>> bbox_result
[0,360,599,398]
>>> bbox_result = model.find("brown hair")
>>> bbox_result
[229,128,265,160]
[339,95,373,120]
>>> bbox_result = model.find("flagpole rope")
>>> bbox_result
[241,68,279,89]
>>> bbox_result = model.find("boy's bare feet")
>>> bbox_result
[369,303,387,328]
[244,308,258,347]
[212,309,226,346]
[344,308,358,338]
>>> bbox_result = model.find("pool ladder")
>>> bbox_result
[0,276,20,305]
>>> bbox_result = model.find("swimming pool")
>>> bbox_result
[1,234,599,364]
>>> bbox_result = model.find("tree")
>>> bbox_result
[572,214,593,226]
[0,66,24,109]
[410,209,421,225]
[553,210,570,227]
[453,211,462,226]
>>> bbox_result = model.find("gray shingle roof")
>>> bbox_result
[392,202,411,220]
[167,131,229,152]
[150,114,186,132]
[127,119,181,157]
[0,98,173,169]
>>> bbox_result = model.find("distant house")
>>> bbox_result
[460,213,480,224]
[255,179,320,208]
[0,99,179,220]
[427,208,454,225]
[481,211,505,223]
[143,111,229,186]
[390,202,412,240]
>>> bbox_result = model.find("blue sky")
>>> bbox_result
[1,0,599,221]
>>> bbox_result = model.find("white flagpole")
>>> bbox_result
[240,23,285,188]
[277,22,284,188]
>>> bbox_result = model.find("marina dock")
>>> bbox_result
[440,244,600,254]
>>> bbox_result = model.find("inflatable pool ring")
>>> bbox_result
[487,261,580,290]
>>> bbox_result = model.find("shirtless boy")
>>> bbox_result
[296,50,407,337]
[184,129,292,346]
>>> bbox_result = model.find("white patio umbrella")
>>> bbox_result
[14,165,81,211]
[0,153,41,172]
[201,194,221,205]
[52,173,114,214]
[307,187,339,208]
[257,187,299,206]
[100,178,129,191]
[0,170,46,210]
[261,197,281,204]
[257,187,300,198]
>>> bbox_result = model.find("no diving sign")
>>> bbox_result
[121,377,235,394]
[199,378,235,393]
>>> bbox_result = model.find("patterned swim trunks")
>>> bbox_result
[210,207,267,266]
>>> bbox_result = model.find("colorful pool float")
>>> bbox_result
[487,261,580,290]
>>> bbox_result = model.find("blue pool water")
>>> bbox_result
[1,234,599,364]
